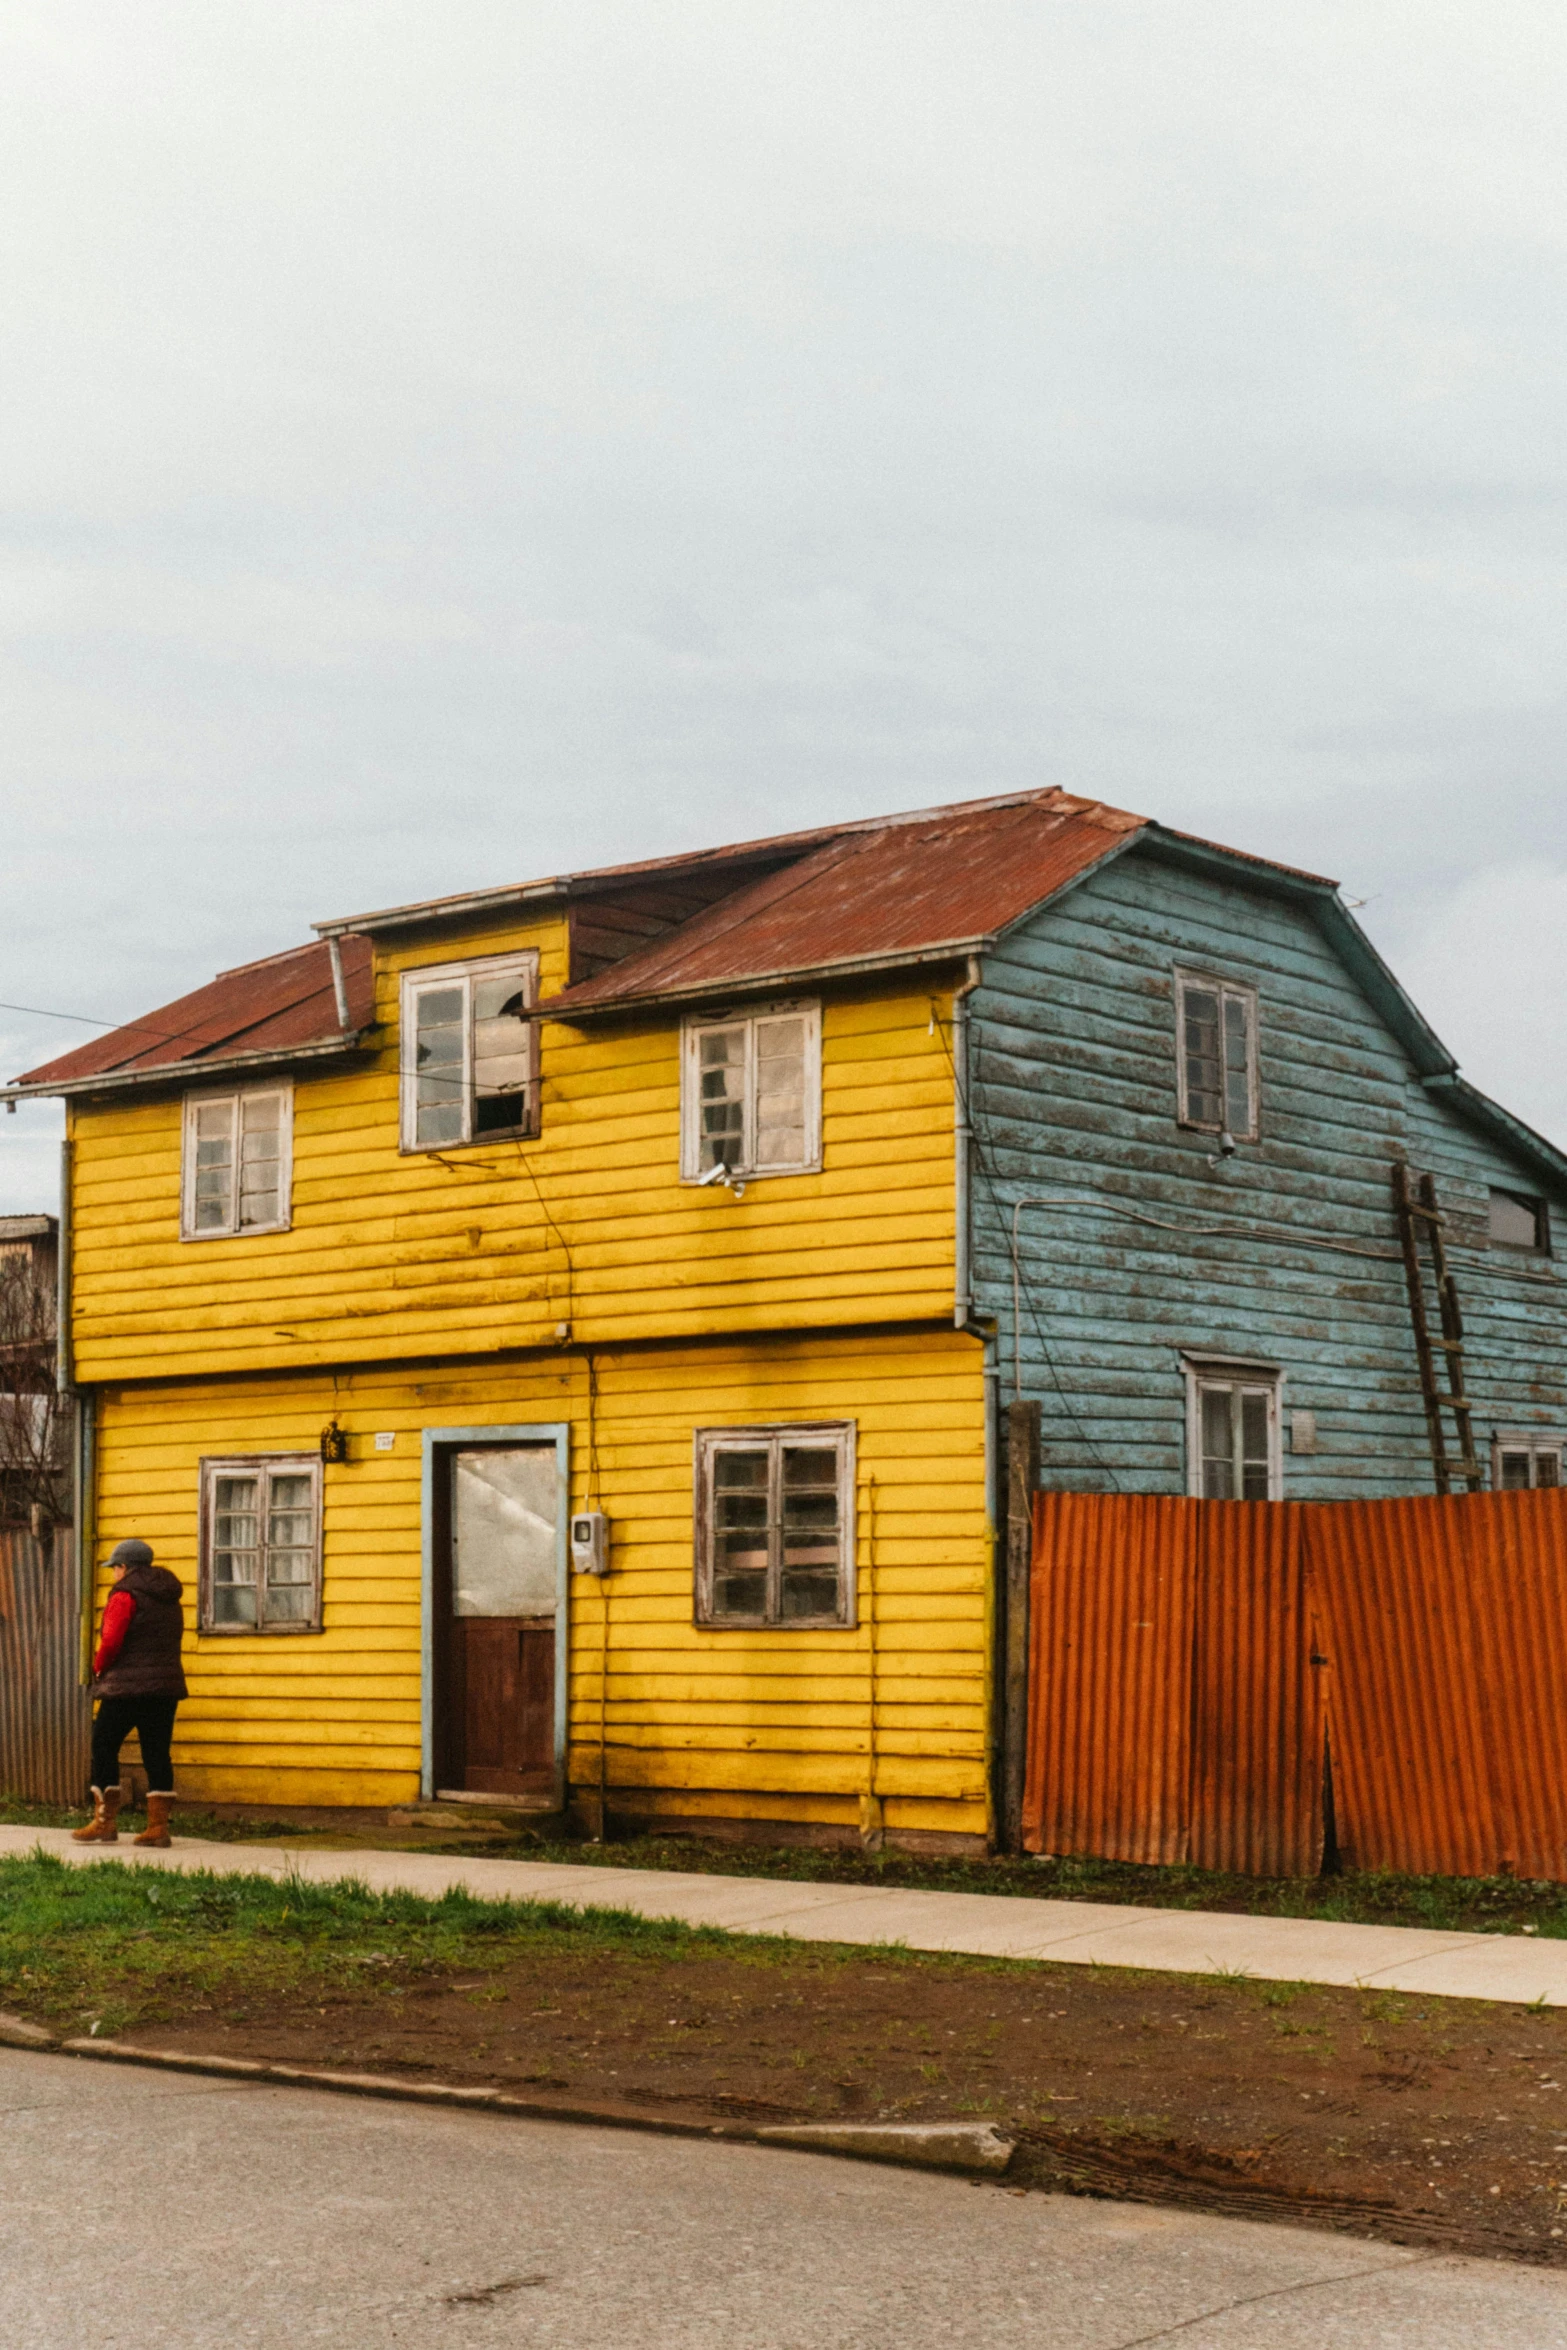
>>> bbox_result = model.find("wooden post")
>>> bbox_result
[1000,1399,1040,1853]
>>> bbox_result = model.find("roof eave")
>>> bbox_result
[542,939,991,1022]
[1420,1073,1567,1196]
[3,1030,371,1107]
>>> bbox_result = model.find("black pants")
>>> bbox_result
[90,1695,179,1795]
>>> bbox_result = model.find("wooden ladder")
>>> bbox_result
[1392,1162,1484,1495]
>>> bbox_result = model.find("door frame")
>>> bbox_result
[420,1422,570,1805]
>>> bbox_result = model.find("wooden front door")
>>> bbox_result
[438,1445,557,1797]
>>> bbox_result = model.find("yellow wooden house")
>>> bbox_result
[6,788,1137,1852]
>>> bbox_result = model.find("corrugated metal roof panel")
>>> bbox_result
[547,790,1145,1014]
[14,937,373,1091]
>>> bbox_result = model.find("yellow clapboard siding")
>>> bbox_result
[90,1325,990,1828]
[68,939,957,1381]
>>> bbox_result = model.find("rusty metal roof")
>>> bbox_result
[11,937,372,1095]
[545,788,1148,1014]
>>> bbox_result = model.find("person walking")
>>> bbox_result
[72,1538,187,1848]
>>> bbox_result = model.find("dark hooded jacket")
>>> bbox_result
[94,1561,188,1700]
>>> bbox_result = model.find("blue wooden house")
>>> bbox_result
[964,806,1567,1502]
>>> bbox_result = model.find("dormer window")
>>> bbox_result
[1175,970,1259,1142]
[680,1002,822,1182]
[400,952,539,1151]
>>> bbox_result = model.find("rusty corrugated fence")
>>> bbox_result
[0,1526,90,1805]
[1024,1488,1567,1881]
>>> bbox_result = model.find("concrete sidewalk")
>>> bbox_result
[5,1822,1565,2006]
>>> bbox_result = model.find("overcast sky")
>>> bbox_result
[3,3,1565,1210]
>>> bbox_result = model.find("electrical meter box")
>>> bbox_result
[569,1511,609,1575]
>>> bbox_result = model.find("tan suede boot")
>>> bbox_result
[132,1793,173,1849]
[71,1787,122,1844]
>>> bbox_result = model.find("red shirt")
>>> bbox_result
[93,1587,136,1678]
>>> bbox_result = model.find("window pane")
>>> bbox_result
[192,1100,235,1230]
[212,1474,260,1624]
[780,1569,841,1619]
[1200,1386,1235,1500]
[1223,994,1253,1135]
[1499,1449,1534,1491]
[754,1017,806,1168]
[452,1447,558,1617]
[414,985,466,1146]
[711,1446,770,1616]
[1489,1188,1543,1249]
[238,1094,283,1228]
[473,971,532,1136]
[1182,988,1223,1128]
[1537,1452,1562,1490]
[711,1570,768,1619]
[698,1028,747,1169]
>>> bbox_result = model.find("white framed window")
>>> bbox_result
[1493,1432,1563,1492]
[399,952,539,1152]
[694,1423,855,1627]
[1175,970,1259,1141]
[1488,1188,1550,1253]
[1183,1359,1282,1500]
[680,1002,821,1182]
[181,1087,293,1239]
[198,1454,323,1633]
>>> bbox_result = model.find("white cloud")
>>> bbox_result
[2,1,1566,1211]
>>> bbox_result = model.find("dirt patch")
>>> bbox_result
[108,1942,1567,2264]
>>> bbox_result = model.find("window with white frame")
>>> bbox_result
[1175,970,1259,1141]
[1184,1362,1281,1500]
[199,1454,323,1632]
[694,1423,854,1626]
[1493,1432,1563,1491]
[181,1087,293,1239]
[681,1003,821,1181]
[400,952,539,1151]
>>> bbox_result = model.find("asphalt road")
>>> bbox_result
[8,2051,1567,2349]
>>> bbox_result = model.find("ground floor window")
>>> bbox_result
[1183,1360,1282,1500]
[1493,1433,1563,1491]
[198,1454,323,1631]
[694,1423,855,1627]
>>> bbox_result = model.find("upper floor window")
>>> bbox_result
[198,1453,323,1632]
[181,1087,293,1240]
[400,952,539,1151]
[1184,1359,1281,1499]
[1489,1187,1549,1252]
[694,1422,854,1626]
[1494,1432,1562,1491]
[680,1002,821,1182]
[1175,970,1258,1141]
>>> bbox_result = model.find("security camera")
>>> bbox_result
[697,1161,730,1186]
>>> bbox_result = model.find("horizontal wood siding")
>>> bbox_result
[68,915,955,1383]
[93,1328,990,1832]
[971,847,1567,1498]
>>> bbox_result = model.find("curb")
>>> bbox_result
[0,2015,1014,2177]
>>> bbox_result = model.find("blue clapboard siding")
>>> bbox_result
[969,842,1567,1498]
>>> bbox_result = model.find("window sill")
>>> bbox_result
[180,1221,293,1244]
[197,1622,324,1638]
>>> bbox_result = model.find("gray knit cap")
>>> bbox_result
[106,1539,154,1571]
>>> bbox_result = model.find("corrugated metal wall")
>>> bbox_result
[1023,1493,1321,1874]
[1024,1492,1196,1865]
[1025,1489,1567,1881]
[0,1526,89,1805]
[1309,1493,1567,1880]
